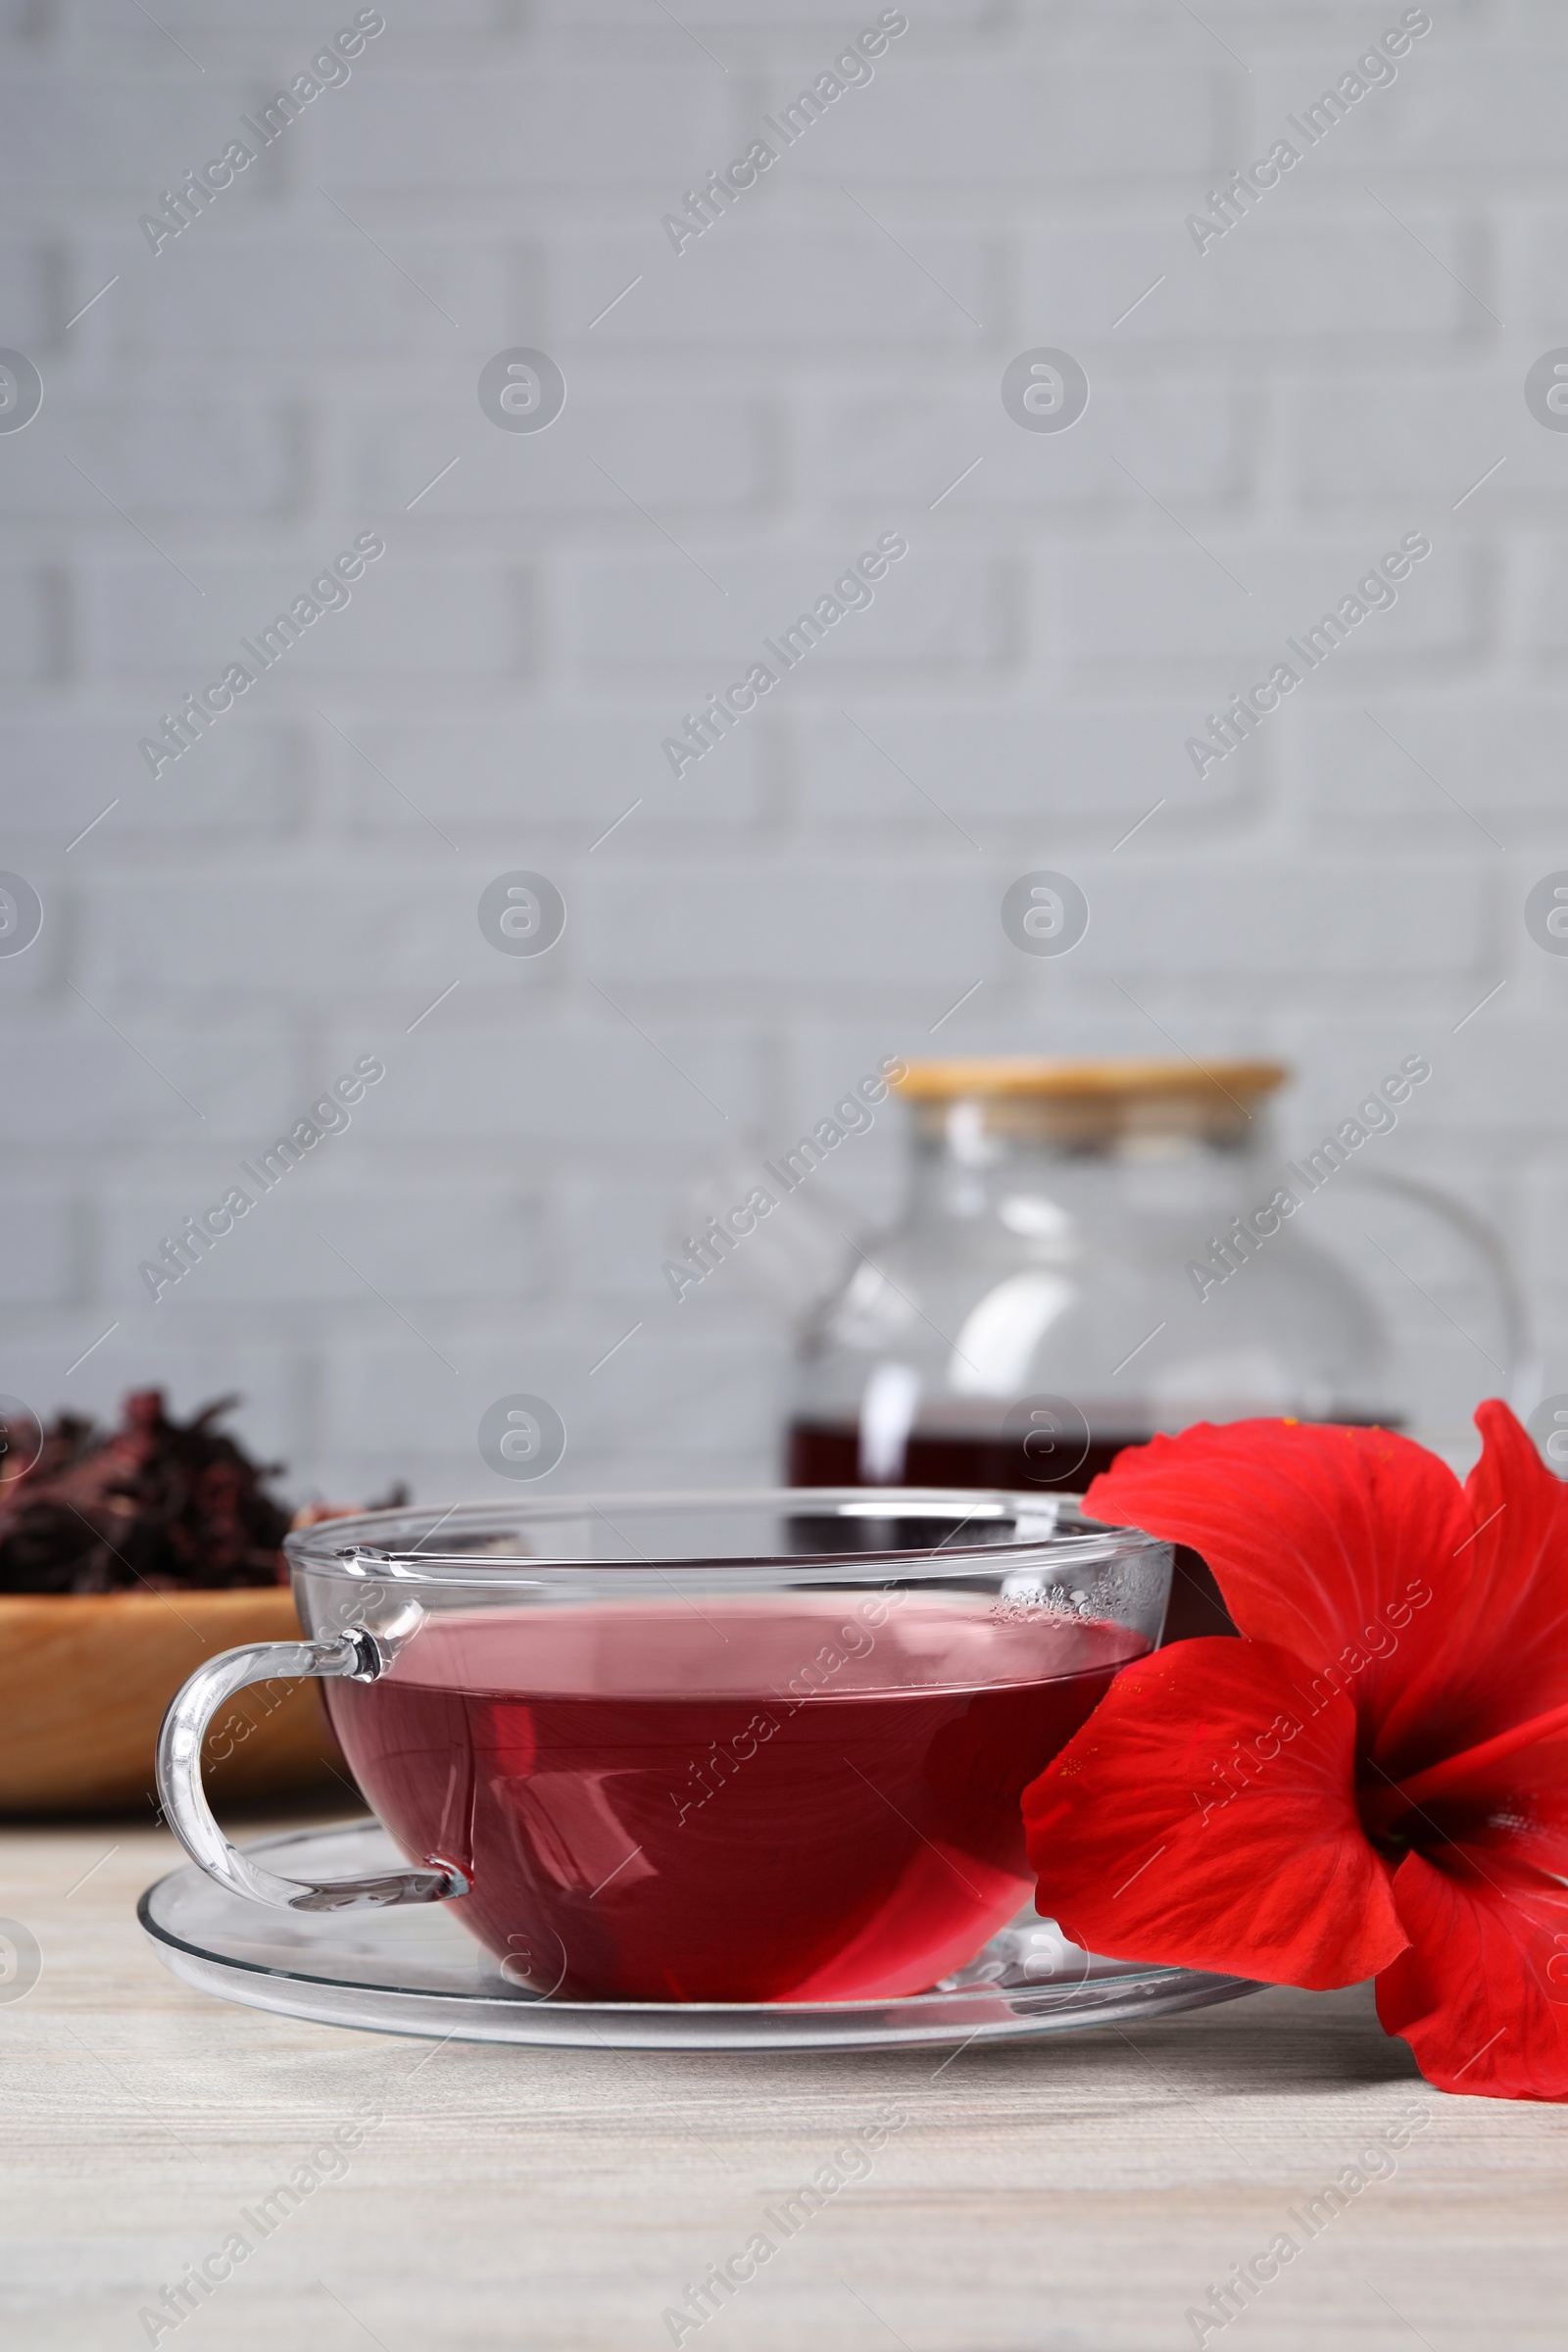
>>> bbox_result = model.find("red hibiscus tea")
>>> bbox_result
[326,1594,1149,2003]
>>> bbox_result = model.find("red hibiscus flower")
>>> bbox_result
[1023,1402,1568,2100]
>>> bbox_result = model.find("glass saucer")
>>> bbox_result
[139,1821,1261,2051]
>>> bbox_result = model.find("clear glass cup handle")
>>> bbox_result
[155,1628,469,1913]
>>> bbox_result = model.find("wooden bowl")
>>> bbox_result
[0,1588,350,1815]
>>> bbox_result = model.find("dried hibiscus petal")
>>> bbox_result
[0,1390,293,1595]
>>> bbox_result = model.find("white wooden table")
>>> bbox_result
[6,1807,1568,2350]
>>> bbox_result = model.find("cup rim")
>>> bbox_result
[283,1487,1167,1588]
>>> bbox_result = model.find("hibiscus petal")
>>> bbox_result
[1376,1403,1568,1765]
[1084,1419,1475,1756]
[1022,1636,1406,1990]
[1377,1848,1568,2101]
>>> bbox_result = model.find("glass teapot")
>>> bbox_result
[780,1060,1530,1640]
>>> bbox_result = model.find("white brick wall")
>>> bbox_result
[3,0,1566,1505]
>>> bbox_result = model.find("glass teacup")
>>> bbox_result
[159,1492,1171,2004]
